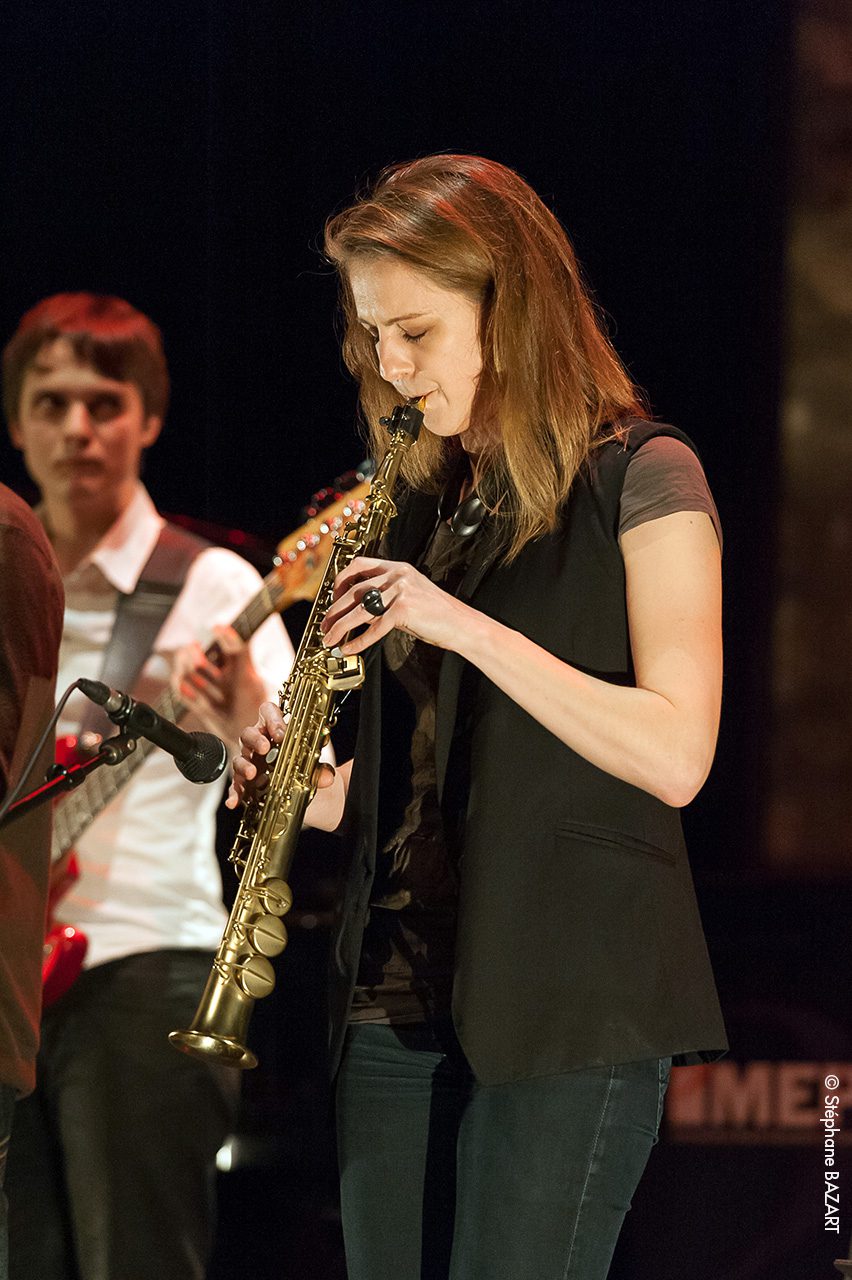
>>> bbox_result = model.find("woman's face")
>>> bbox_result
[347,256,484,444]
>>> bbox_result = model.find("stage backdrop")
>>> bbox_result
[765,0,852,880]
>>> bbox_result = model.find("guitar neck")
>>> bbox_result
[51,565,292,861]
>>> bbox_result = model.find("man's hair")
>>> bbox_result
[2,293,169,424]
[325,154,647,559]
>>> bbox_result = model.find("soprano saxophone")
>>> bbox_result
[169,400,423,1068]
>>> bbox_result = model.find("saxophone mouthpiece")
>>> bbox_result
[382,398,424,440]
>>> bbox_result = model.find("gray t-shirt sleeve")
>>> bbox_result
[619,436,722,549]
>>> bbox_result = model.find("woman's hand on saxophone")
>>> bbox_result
[226,701,351,833]
[321,556,481,657]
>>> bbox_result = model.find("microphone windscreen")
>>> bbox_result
[176,733,229,785]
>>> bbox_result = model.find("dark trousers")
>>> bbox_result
[0,1082,14,1280]
[6,950,240,1280]
[336,1020,671,1280]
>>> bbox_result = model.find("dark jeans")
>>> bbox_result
[6,950,240,1280]
[336,1020,671,1280]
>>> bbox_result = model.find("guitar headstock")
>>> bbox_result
[271,480,371,603]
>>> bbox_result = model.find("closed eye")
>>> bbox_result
[357,322,427,345]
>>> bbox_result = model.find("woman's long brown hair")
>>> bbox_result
[325,154,647,560]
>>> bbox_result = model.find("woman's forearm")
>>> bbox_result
[451,513,723,807]
[458,612,719,807]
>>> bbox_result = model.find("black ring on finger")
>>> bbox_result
[361,587,387,617]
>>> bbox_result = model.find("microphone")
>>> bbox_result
[77,678,229,785]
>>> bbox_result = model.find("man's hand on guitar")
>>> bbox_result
[172,625,267,748]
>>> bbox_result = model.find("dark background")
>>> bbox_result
[6,3,848,1277]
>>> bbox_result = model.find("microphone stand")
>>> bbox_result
[0,733,138,829]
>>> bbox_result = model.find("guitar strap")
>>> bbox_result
[78,522,209,738]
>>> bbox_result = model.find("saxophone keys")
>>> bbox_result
[326,652,364,690]
[245,913,288,958]
[259,877,293,916]
[236,953,276,1000]
[269,815,290,841]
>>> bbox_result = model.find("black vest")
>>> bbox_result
[329,421,728,1085]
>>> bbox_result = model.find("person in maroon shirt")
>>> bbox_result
[0,481,64,1279]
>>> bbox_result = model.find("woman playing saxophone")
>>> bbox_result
[225,154,727,1280]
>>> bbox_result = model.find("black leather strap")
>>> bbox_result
[78,523,208,738]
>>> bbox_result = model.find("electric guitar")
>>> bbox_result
[42,479,370,1007]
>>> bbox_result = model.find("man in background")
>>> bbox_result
[0,481,64,1280]
[2,294,295,1280]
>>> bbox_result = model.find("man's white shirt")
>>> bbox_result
[53,484,295,969]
